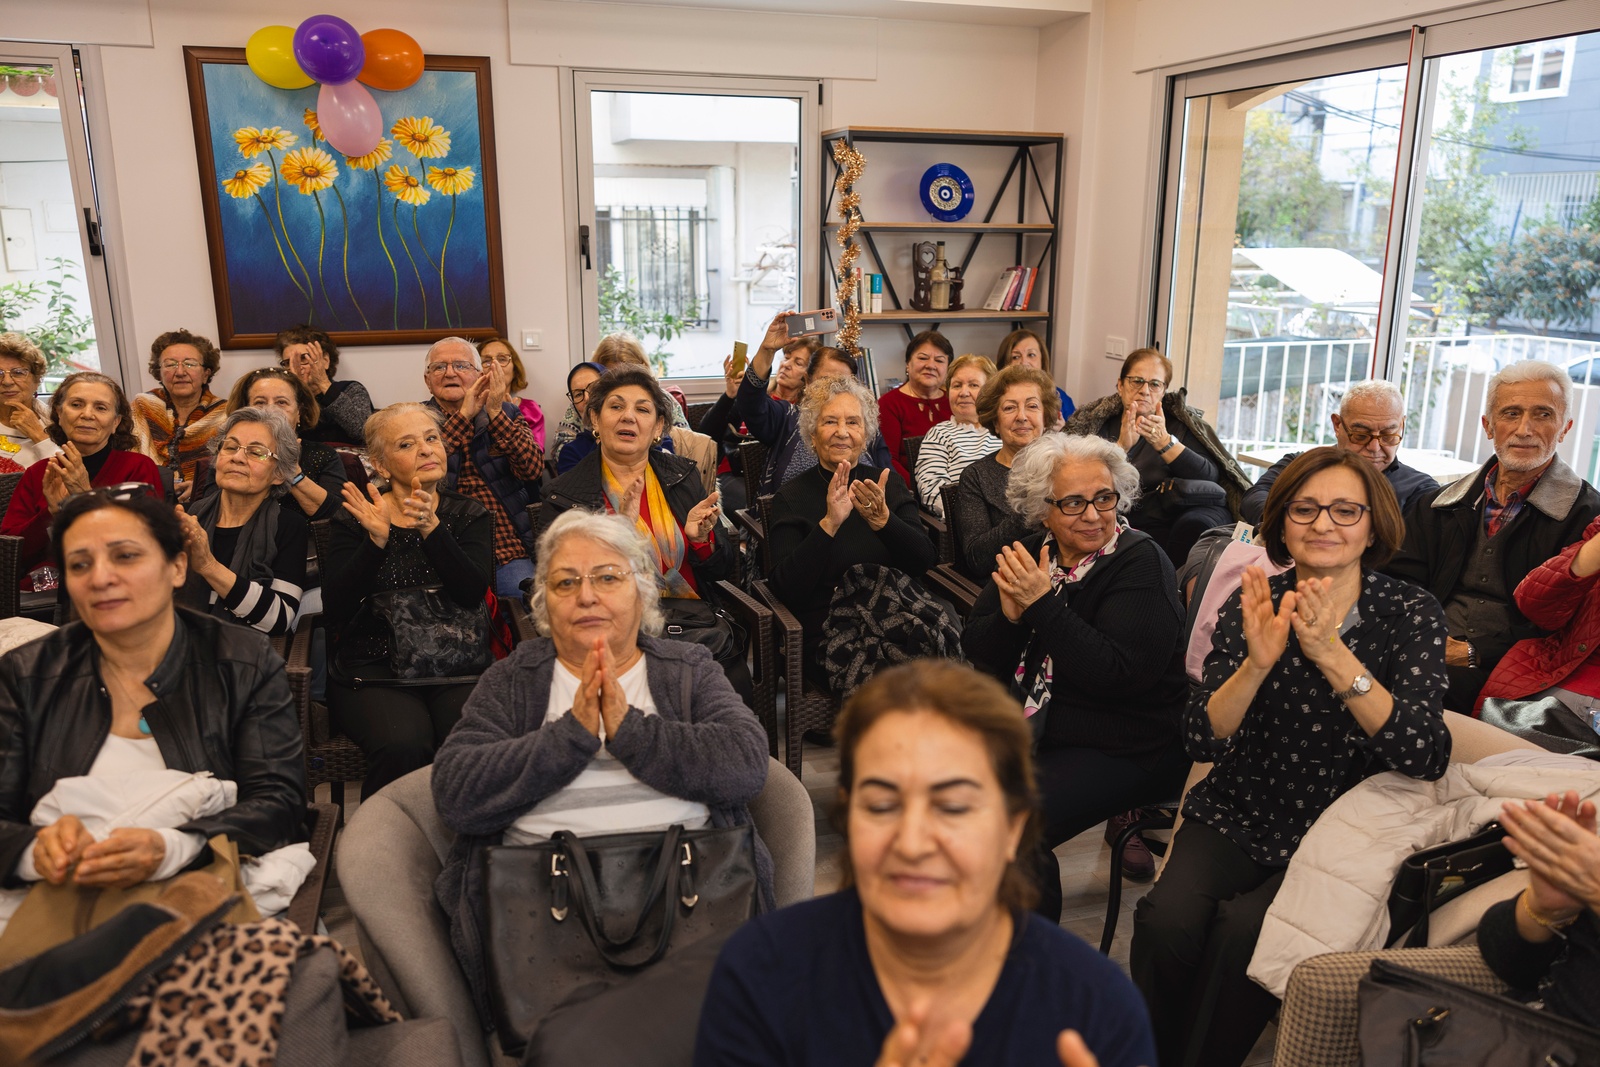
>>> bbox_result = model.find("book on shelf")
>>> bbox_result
[1002,267,1027,310]
[870,273,883,314]
[1017,266,1039,311]
[983,268,1018,311]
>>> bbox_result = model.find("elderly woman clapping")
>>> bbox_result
[963,434,1190,917]
[175,407,308,636]
[432,508,773,1042]
[767,376,938,674]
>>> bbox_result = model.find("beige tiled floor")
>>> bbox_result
[321,749,1276,1066]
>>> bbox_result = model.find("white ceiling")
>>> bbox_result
[551,0,1092,28]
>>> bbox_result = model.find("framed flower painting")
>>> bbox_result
[183,48,507,349]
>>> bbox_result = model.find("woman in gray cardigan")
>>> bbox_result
[432,508,773,1030]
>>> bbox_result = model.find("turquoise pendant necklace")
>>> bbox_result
[138,717,152,735]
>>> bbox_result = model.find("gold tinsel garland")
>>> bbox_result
[831,139,866,355]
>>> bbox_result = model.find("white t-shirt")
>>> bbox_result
[504,656,711,843]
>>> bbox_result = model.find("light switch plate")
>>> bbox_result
[521,330,542,350]
[1105,335,1128,361]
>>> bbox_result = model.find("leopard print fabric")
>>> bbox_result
[118,917,399,1066]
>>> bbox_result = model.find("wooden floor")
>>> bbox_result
[319,748,1277,1066]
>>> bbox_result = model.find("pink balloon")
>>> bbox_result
[317,80,382,157]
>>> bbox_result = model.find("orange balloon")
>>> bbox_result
[357,28,424,92]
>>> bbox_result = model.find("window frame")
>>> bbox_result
[563,69,819,393]
[1490,35,1578,101]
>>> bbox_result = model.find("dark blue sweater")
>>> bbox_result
[693,889,1155,1067]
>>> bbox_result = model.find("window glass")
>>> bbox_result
[1164,66,1407,466]
[1402,32,1600,476]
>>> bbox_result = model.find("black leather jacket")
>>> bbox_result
[0,608,306,886]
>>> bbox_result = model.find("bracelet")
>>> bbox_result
[1520,888,1581,931]
[1465,640,1478,668]
[289,471,307,487]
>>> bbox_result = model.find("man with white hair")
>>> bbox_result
[1241,380,1438,523]
[1385,360,1600,713]
[421,336,544,597]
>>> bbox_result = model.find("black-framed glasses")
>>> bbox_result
[1044,490,1120,517]
[546,566,635,597]
[1121,375,1166,393]
[1343,428,1403,447]
[1285,500,1370,526]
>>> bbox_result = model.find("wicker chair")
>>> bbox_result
[0,470,21,518]
[293,520,369,819]
[286,801,341,933]
[733,440,770,558]
[684,400,716,434]
[0,535,20,620]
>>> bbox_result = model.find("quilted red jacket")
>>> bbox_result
[1480,514,1600,710]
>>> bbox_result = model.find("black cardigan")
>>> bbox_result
[768,462,936,636]
[962,528,1187,762]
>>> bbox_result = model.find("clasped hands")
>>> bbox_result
[458,360,512,420]
[821,464,891,536]
[993,541,1054,622]
[33,815,166,890]
[1239,566,1345,671]
[1117,402,1169,454]
[875,1006,1112,1067]
[42,443,92,512]
[570,637,631,740]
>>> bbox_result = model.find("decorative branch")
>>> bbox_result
[832,139,866,355]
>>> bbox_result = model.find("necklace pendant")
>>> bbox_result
[138,717,151,736]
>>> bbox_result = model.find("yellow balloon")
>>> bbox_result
[246,25,313,90]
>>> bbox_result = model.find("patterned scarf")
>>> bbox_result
[602,460,698,599]
[1014,519,1127,719]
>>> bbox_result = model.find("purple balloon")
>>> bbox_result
[293,14,365,86]
[318,80,382,157]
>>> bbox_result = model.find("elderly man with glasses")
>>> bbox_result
[1384,360,1600,714]
[420,335,544,597]
[1240,379,1439,524]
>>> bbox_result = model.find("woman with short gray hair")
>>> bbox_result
[175,406,308,636]
[963,431,1190,919]
[432,507,773,1039]
[768,375,937,673]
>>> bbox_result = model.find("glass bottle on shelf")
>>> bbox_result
[930,241,950,311]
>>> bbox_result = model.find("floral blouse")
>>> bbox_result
[1183,569,1452,867]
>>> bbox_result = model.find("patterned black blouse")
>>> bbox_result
[1184,569,1453,867]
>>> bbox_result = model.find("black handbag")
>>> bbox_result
[1386,824,1515,947]
[482,823,760,1058]
[332,586,493,685]
[660,597,746,673]
[1357,957,1600,1066]
[1151,477,1229,516]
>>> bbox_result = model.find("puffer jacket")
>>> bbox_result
[1481,513,1600,707]
[0,608,307,884]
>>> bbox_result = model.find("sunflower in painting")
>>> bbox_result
[234,126,298,158]
[345,139,394,172]
[303,109,325,142]
[280,148,339,194]
[383,165,431,206]
[426,165,476,196]
[221,162,272,199]
[391,116,451,158]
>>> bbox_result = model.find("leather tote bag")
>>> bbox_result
[333,586,493,685]
[1385,824,1514,948]
[482,823,759,1058]
[1357,957,1600,1066]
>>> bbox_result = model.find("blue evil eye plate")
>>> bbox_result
[919,163,974,222]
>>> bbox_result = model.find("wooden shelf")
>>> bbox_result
[825,221,1054,234]
[855,309,1049,323]
[824,126,1064,147]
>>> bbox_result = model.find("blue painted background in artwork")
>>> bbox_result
[202,63,492,334]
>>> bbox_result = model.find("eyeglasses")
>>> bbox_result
[85,482,157,502]
[1285,500,1370,526]
[0,368,34,382]
[217,440,279,463]
[546,566,635,597]
[427,361,477,375]
[1344,428,1403,447]
[159,361,203,372]
[1044,490,1120,517]
[1121,376,1166,394]
[482,354,515,366]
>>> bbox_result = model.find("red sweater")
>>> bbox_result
[0,449,163,578]
[1481,514,1600,709]
[877,388,951,484]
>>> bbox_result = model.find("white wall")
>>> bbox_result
[18,0,1047,425]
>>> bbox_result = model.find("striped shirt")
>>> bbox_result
[915,419,1000,516]
[503,656,711,842]
[201,508,307,636]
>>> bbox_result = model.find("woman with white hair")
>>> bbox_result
[432,507,773,1038]
[326,402,494,798]
[174,406,308,636]
[767,376,938,670]
[962,433,1190,920]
